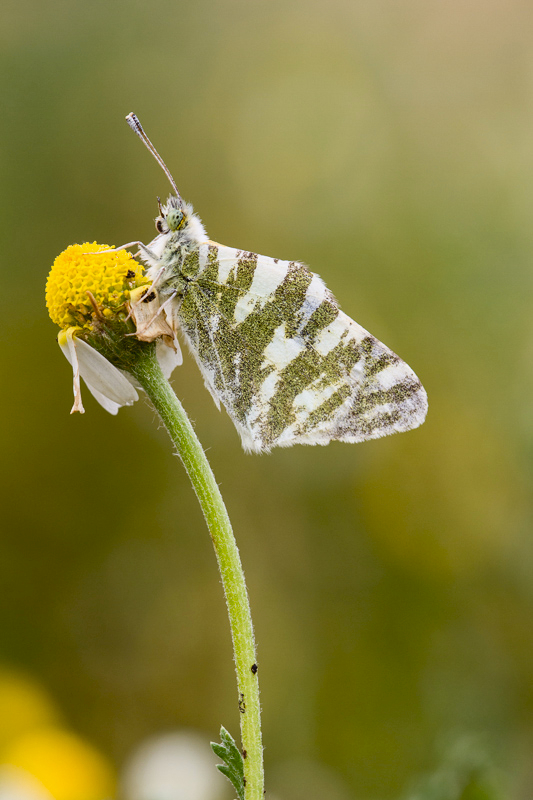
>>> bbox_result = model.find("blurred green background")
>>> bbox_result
[1,0,533,797]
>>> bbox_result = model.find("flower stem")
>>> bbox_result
[130,346,264,800]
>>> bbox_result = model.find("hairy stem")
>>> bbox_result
[130,347,264,800]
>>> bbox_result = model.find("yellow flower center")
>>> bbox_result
[46,243,150,329]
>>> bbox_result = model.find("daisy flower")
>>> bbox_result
[46,243,181,414]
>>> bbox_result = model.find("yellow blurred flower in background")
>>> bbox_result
[0,670,59,753]
[0,668,115,800]
[2,728,115,800]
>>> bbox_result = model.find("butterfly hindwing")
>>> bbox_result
[165,242,427,453]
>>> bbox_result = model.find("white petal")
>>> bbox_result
[84,385,121,415]
[121,369,141,390]
[59,330,138,410]
[156,336,183,378]
[74,337,139,406]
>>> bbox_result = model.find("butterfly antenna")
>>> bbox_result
[126,113,184,206]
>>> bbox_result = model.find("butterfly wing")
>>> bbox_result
[172,242,427,452]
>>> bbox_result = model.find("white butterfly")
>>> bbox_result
[77,114,428,451]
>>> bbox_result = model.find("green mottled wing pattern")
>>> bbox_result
[168,242,427,453]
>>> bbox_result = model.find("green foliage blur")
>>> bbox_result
[1,0,533,797]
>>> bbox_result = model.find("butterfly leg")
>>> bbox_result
[82,242,159,262]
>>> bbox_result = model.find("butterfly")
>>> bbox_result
[125,113,427,453]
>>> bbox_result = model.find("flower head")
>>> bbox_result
[46,243,181,414]
[46,243,149,330]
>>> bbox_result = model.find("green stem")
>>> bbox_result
[131,347,264,800]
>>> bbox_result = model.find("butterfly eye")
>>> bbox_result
[155,218,166,234]
[166,208,185,231]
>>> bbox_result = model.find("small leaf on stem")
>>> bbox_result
[211,726,245,800]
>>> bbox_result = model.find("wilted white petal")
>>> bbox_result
[58,328,85,413]
[156,336,183,378]
[129,285,175,342]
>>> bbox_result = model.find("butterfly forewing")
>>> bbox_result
[165,242,427,453]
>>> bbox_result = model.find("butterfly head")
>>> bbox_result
[155,195,186,234]
[152,195,208,251]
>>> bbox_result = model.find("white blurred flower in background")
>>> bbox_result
[121,731,227,800]
[0,766,53,800]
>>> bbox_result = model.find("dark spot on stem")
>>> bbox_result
[251,663,258,674]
